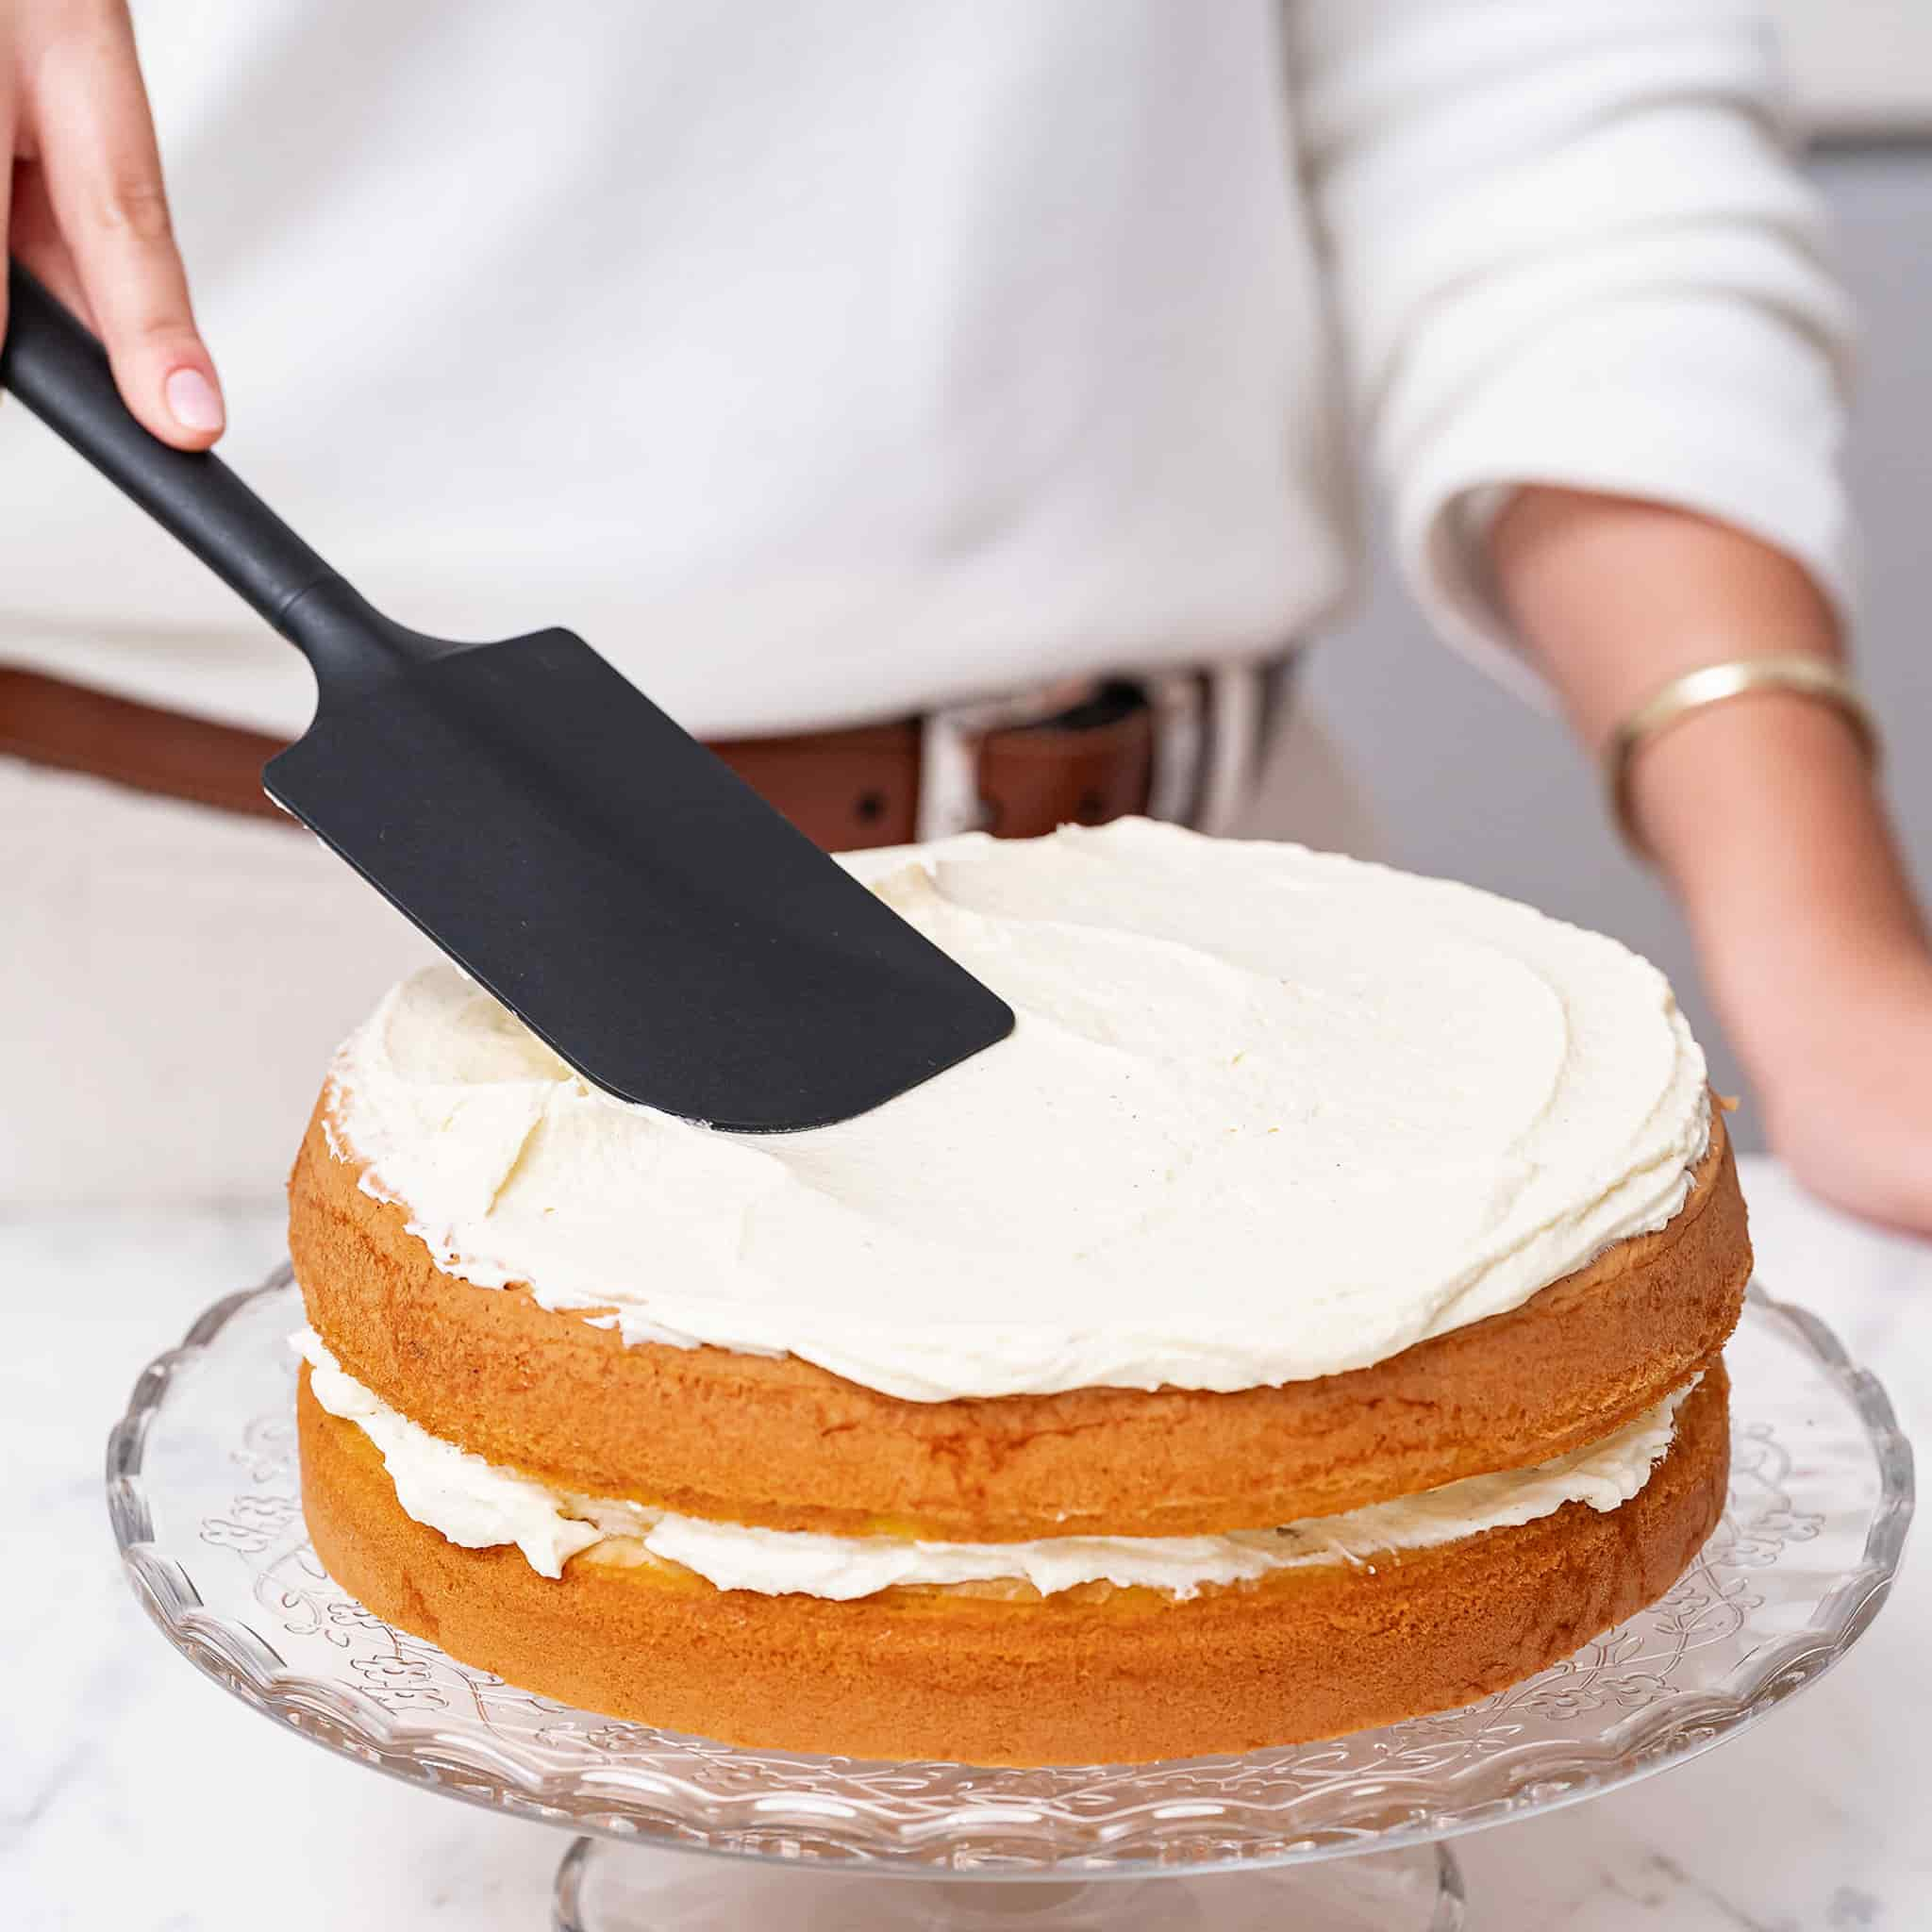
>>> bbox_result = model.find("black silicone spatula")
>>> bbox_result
[1,263,1012,1129]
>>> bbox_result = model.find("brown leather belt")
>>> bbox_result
[0,665,1157,850]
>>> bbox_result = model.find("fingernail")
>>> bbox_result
[164,366,225,434]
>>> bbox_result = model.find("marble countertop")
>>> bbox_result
[4,1158,1925,1931]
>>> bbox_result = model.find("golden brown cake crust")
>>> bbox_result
[288,1096,1748,1540]
[297,1361,1730,1766]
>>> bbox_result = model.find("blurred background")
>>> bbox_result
[1315,1,1932,1140]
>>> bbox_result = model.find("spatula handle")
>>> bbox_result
[1,260,345,641]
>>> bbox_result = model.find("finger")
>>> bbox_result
[26,5,225,447]
[9,158,96,325]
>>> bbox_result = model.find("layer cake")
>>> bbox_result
[289,820,1747,1764]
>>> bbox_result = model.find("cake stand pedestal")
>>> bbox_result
[552,1836,1460,1929]
[107,1274,1910,1932]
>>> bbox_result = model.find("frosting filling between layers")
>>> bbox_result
[294,1329,1697,1597]
[325,820,1711,1402]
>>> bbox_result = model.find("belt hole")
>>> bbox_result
[855,790,888,825]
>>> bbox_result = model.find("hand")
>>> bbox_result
[4,0,223,445]
[1708,915,1932,1238]
[1633,698,1932,1239]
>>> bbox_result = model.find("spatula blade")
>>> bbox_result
[264,629,1012,1130]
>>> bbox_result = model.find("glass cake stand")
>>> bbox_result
[106,1270,1912,1931]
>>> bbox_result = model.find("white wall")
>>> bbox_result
[1305,149,1932,1149]
[1767,0,1932,137]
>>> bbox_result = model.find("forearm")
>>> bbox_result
[1489,486,1919,967]
[1489,486,1932,1226]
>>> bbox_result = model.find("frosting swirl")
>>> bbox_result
[330,819,1709,1400]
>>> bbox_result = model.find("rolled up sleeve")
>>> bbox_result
[1287,0,1856,699]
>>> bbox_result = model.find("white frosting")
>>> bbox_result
[297,1330,605,1579]
[328,819,1709,1401]
[295,1329,1695,1598]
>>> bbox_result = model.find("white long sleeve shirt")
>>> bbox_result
[0,0,1851,740]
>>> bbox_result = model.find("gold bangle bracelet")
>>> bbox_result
[1606,654,1881,858]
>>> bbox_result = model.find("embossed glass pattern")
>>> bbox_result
[107,1274,1909,1882]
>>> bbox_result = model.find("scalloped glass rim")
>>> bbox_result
[106,1270,1912,1881]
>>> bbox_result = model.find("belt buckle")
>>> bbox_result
[913,657,1291,842]
[914,677,1101,841]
